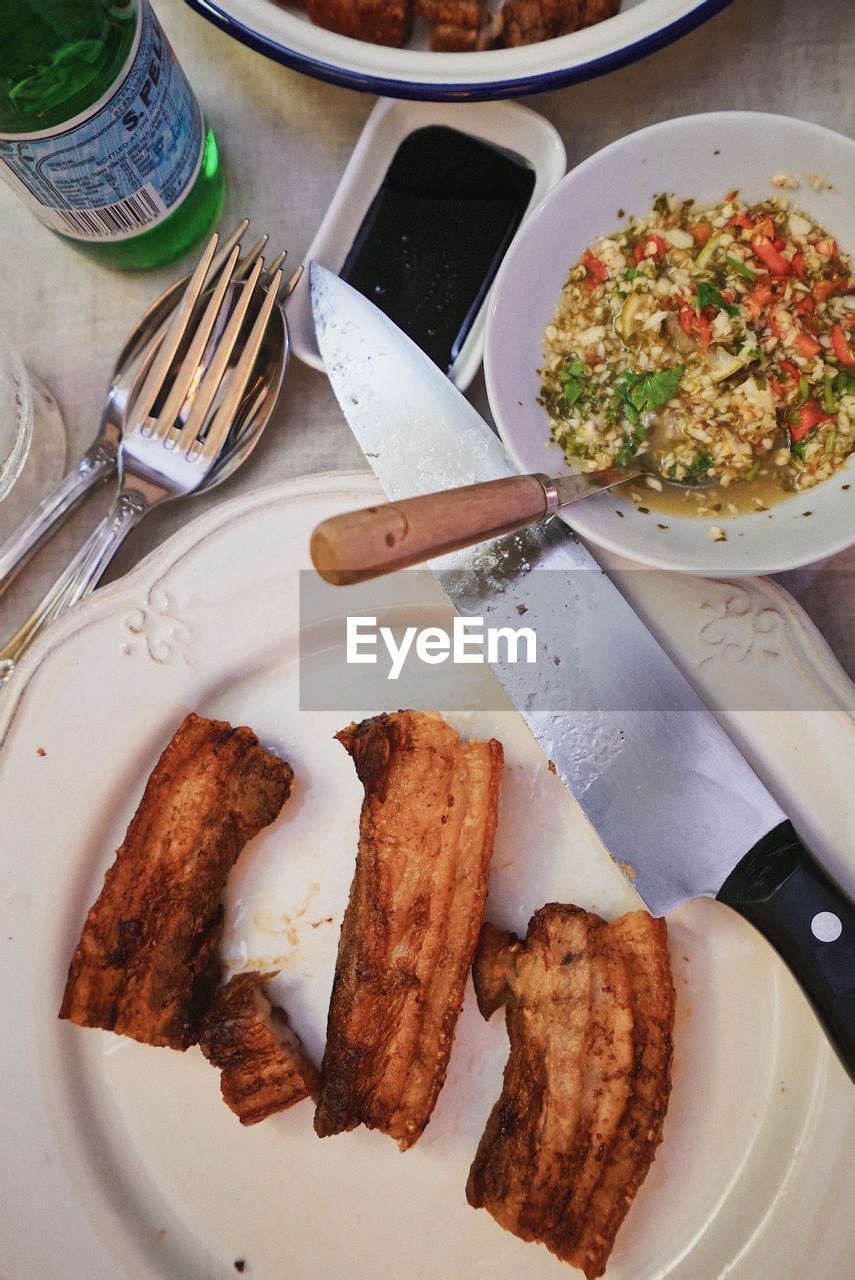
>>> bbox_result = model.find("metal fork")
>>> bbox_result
[0,220,289,595]
[0,236,284,676]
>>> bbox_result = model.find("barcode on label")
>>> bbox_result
[51,185,165,240]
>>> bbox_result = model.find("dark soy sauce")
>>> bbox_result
[340,125,536,373]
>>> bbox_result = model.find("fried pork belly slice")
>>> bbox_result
[59,714,293,1050]
[467,905,675,1280]
[431,22,479,50]
[472,920,522,1018]
[315,711,504,1150]
[199,972,319,1125]
[415,0,482,49]
[501,0,619,46]
[305,0,412,46]
[573,913,674,1280]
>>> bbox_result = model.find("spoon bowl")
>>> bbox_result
[0,273,288,686]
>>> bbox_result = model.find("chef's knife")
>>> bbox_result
[310,263,855,1079]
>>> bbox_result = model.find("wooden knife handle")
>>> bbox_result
[310,474,550,586]
[718,820,855,1080]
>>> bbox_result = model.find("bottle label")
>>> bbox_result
[0,3,204,243]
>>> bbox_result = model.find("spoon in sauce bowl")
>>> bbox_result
[635,407,719,491]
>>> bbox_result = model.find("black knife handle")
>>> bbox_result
[718,820,855,1080]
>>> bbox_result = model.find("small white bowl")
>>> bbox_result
[184,0,731,100]
[289,96,566,390]
[484,111,855,575]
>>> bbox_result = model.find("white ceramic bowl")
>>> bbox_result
[184,0,730,100]
[485,112,855,574]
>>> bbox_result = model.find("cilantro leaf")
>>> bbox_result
[562,379,585,408]
[613,365,684,419]
[689,451,715,477]
[557,358,589,410]
[696,281,739,316]
[609,366,685,462]
[615,425,649,466]
[833,370,855,397]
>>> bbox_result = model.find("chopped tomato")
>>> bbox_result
[814,277,848,304]
[773,237,786,252]
[691,220,714,244]
[679,307,695,335]
[832,323,855,365]
[728,211,754,230]
[815,238,837,257]
[582,250,608,284]
[744,283,776,320]
[795,331,822,358]
[752,236,792,275]
[791,252,808,282]
[698,312,713,346]
[790,400,831,442]
[771,360,801,400]
[752,216,776,240]
[633,233,668,264]
[793,294,815,319]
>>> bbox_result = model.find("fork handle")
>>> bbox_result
[0,490,148,687]
[0,441,117,597]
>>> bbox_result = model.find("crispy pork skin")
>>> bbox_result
[430,22,479,50]
[199,972,319,1125]
[573,912,675,1278]
[500,0,619,46]
[59,714,293,1049]
[415,0,483,49]
[315,711,504,1149]
[305,0,412,46]
[467,905,674,1279]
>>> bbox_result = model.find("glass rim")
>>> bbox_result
[0,328,34,503]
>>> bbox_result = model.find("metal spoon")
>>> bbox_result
[0,220,274,595]
[0,277,289,684]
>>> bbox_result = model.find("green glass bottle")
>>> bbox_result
[0,0,224,270]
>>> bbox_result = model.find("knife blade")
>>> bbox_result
[311,262,855,1077]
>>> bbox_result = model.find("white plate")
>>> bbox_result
[1,471,853,1280]
[485,112,855,574]
[183,0,731,101]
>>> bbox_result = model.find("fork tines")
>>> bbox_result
[130,232,222,435]
[125,229,284,466]
[172,256,266,457]
[197,267,283,464]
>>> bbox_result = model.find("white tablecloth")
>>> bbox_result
[1,0,853,669]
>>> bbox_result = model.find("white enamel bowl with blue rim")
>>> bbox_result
[183,0,731,100]
[484,112,855,575]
